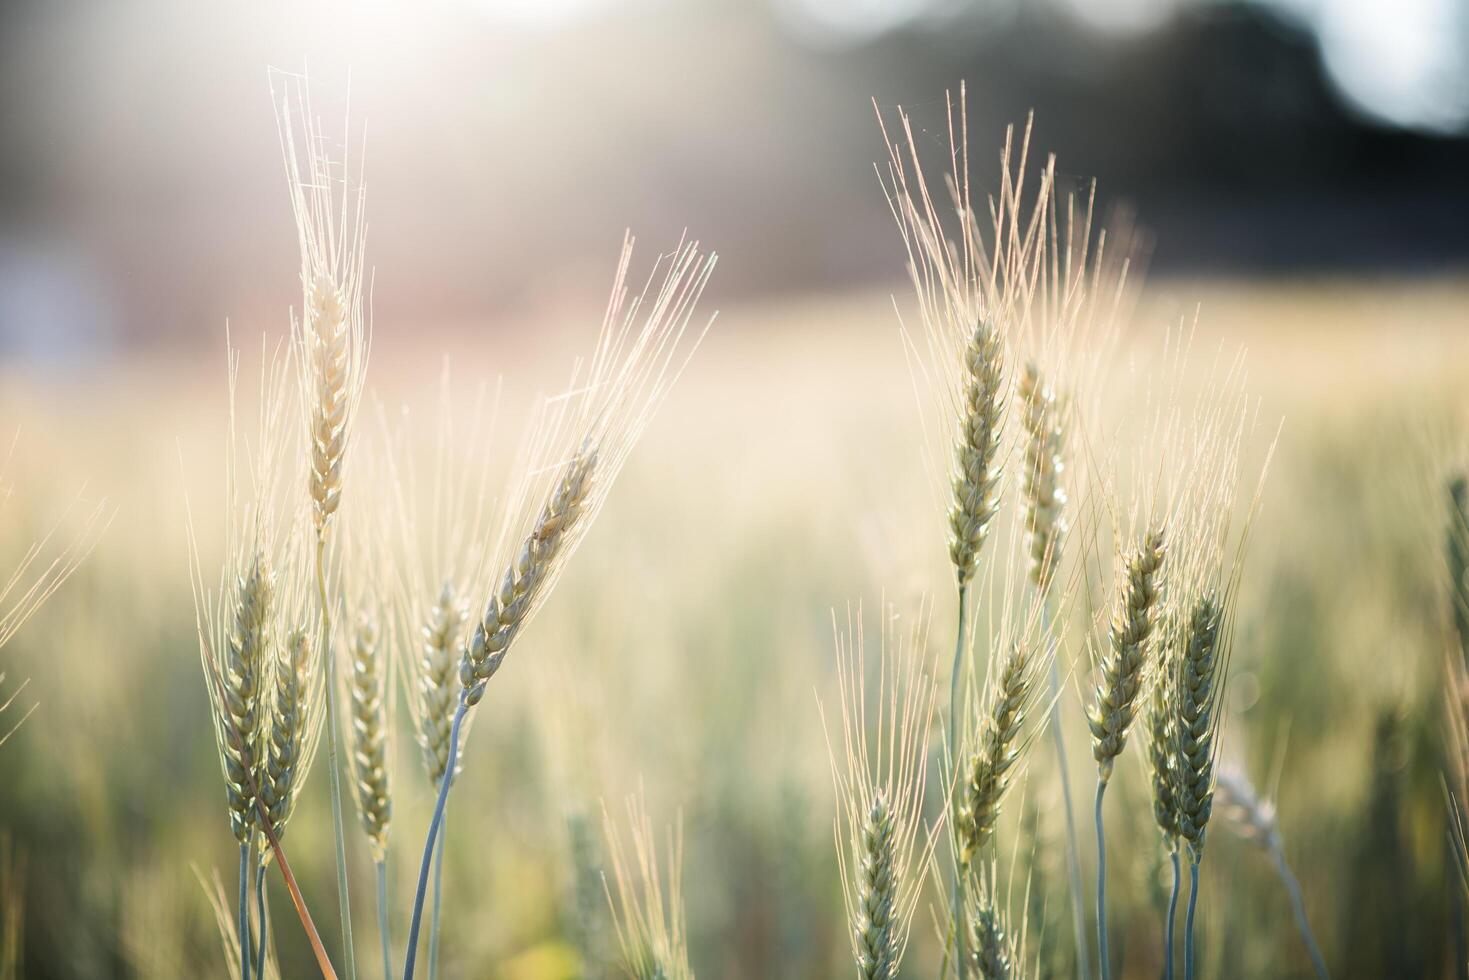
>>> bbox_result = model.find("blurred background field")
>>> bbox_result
[2,0,1469,978]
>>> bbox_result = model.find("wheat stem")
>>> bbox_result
[239,842,252,980]
[403,701,466,980]
[950,586,969,980]
[1184,857,1199,980]
[376,860,391,980]
[1042,599,1089,980]
[256,862,269,979]
[1094,778,1109,980]
[428,813,446,980]
[315,538,357,980]
[255,796,338,980]
[1272,849,1328,980]
[1165,849,1180,980]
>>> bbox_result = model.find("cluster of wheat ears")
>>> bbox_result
[190,75,1343,980]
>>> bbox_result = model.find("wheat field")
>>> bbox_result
[0,223,1466,980]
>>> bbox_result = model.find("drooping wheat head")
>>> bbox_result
[603,794,692,980]
[348,612,392,860]
[1087,527,1166,782]
[957,638,1045,867]
[458,237,714,708]
[821,602,940,979]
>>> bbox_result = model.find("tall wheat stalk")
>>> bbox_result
[878,91,1054,976]
[274,72,371,980]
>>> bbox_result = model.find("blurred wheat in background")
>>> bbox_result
[1,1,1469,979]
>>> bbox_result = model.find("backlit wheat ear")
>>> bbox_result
[1145,612,1182,847]
[948,319,1006,587]
[1088,527,1166,782]
[1018,362,1066,592]
[957,640,1044,867]
[602,794,693,980]
[420,582,467,786]
[348,613,391,859]
[457,237,714,707]
[261,626,322,842]
[218,553,276,843]
[276,81,369,539]
[821,602,940,980]
[1172,592,1224,858]
[460,447,596,706]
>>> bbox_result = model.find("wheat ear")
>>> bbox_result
[1172,594,1223,857]
[348,613,392,859]
[1018,362,1066,591]
[1089,527,1166,980]
[260,627,315,841]
[459,447,597,707]
[220,555,275,844]
[957,641,1042,867]
[1088,528,1167,781]
[419,583,467,787]
[852,790,899,980]
[968,900,1016,980]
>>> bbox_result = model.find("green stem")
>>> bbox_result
[1184,856,1199,980]
[376,859,391,980]
[951,584,969,980]
[1041,597,1089,980]
[256,861,269,979]
[429,812,446,980]
[1164,849,1180,980]
[240,842,252,980]
[315,536,357,980]
[1271,848,1328,980]
[403,702,466,980]
[1095,778,1110,980]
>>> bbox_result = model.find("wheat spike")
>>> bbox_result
[420,582,467,785]
[948,319,1006,587]
[1172,593,1223,856]
[957,640,1041,866]
[968,901,1016,980]
[260,627,313,840]
[1018,362,1066,591]
[219,554,275,843]
[853,790,899,980]
[1146,611,1182,845]
[349,613,391,859]
[460,448,597,707]
[603,795,692,980]
[1088,528,1166,781]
